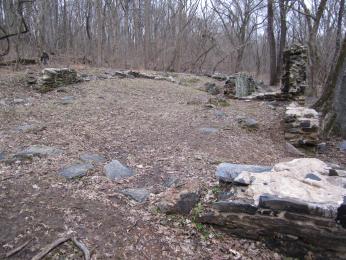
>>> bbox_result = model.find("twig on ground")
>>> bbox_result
[5,239,32,258]
[31,235,91,260]
[31,235,71,260]
[126,219,140,233]
[71,237,91,260]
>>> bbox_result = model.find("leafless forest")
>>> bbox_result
[0,0,344,89]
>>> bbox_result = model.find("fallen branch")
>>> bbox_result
[31,235,91,260]
[6,239,32,258]
[31,236,71,260]
[72,238,90,260]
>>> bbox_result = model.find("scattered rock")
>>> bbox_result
[203,82,221,95]
[216,163,272,183]
[15,145,63,159]
[59,163,93,179]
[339,140,346,152]
[15,123,46,133]
[207,96,230,107]
[80,153,106,163]
[13,98,25,105]
[157,182,201,215]
[237,117,258,130]
[163,176,182,188]
[198,127,218,134]
[121,188,150,203]
[285,142,305,156]
[317,142,327,153]
[214,110,226,117]
[104,160,134,181]
[59,96,75,105]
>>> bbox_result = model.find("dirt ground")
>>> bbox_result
[0,66,345,259]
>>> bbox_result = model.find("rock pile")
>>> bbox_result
[198,158,346,259]
[36,68,80,93]
[224,73,261,98]
[281,44,308,97]
[284,103,320,148]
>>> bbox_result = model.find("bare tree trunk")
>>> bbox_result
[276,0,287,84]
[267,0,276,85]
[314,35,346,137]
[144,0,151,69]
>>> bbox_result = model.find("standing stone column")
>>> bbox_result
[281,44,308,96]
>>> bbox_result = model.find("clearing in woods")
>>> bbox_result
[0,67,345,259]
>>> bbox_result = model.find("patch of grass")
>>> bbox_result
[211,185,221,195]
[194,222,210,238]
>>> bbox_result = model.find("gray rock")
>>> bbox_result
[121,188,150,202]
[214,110,226,117]
[60,96,75,105]
[0,151,5,160]
[339,140,346,152]
[285,142,305,156]
[59,163,93,179]
[317,143,327,153]
[13,98,25,105]
[104,160,134,180]
[216,163,272,183]
[163,176,181,188]
[199,127,218,134]
[15,145,63,159]
[80,153,106,163]
[305,173,321,181]
[204,82,221,95]
[237,117,258,129]
[15,123,46,133]
[157,182,201,215]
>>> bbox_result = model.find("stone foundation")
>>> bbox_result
[198,159,346,259]
[35,68,80,93]
[284,103,320,148]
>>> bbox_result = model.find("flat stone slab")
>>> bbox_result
[80,153,106,163]
[216,163,272,183]
[59,163,93,179]
[198,127,218,134]
[104,160,134,180]
[15,145,63,159]
[121,188,150,203]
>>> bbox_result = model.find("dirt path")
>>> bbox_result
[0,68,344,259]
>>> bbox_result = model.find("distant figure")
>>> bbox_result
[40,51,49,65]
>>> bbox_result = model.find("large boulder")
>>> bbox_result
[199,158,346,259]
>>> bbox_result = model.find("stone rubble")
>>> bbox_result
[35,68,80,93]
[198,158,346,259]
[284,102,320,148]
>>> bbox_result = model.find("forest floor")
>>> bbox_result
[0,66,345,259]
